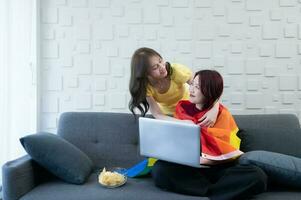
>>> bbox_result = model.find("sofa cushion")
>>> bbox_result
[19,173,204,200]
[20,132,94,184]
[238,128,301,158]
[239,151,301,188]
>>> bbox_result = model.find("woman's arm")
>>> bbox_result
[186,76,219,127]
[146,96,194,124]
[197,101,219,127]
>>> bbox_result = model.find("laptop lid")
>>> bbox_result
[139,117,202,168]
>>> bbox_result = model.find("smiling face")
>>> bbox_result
[189,70,224,110]
[189,75,205,107]
[147,55,168,80]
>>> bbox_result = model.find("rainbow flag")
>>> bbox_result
[125,158,157,178]
[175,100,243,164]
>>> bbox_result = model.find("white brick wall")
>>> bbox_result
[40,0,301,132]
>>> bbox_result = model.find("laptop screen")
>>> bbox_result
[139,117,202,168]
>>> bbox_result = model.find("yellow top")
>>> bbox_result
[146,63,193,115]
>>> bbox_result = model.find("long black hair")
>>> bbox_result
[129,47,172,117]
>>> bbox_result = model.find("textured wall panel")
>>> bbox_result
[231,42,243,54]
[245,59,264,75]
[227,7,245,24]
[41,95,59,113]
[246,93,264,109]
[245,0,262,11]
[262,23,281,39]
[231,92,244,104]
[279,0,297,7]
[94,94,105,106]
[41,8,58,23]
[269,9,283,21]
[275,42,293,58]
[195,42,212,58]
[41,114,58,129]
[298,24,301,39]
[74,56,92,75]
[93,0,110,7]
[75,94,92,109]
[75,21,91,40]
[65,76,78,88]
[126,8,142,24]
[94,77,107,91]
[196,26,215,40]
[93,23,114,40]
[247,80,259,91]
[109,93,126,109]
[264,65,278,77]
[42,41,59,58]
[249,15,263,26]
[43,73,63,91]
[284,24,297,38]
[40,0,301,131]
[227,58,244,74]
[259,44,273,57]
[282,93,295,104]
[279,76,298,91]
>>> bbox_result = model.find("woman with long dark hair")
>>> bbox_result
[129,47,219,126]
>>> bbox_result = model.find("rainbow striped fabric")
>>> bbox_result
[124,158,157,178]
[175,100,243,164]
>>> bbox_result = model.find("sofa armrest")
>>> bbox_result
[2,155,52,200]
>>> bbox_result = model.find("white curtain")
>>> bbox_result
[0,0,38,183]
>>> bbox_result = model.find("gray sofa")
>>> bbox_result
[2,112,301,200]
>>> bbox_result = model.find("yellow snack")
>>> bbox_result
[98,168,125,186]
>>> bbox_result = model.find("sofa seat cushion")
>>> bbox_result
[19,173,204,200]
[18,172,301,200]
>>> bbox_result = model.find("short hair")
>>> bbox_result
[194,70,223,110]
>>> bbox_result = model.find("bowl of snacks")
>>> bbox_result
[98,167,127,188]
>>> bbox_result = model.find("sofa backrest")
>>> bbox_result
[57,112,300,169]
[233,114,300,129]
[57,112,145,169]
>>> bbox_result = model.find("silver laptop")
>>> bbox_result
[139,117,207,168]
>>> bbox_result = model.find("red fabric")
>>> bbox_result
[174,100,242,163]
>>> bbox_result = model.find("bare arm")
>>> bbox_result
[146,96,194,124]
[198,101,219,127]
[187,70,219,127]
